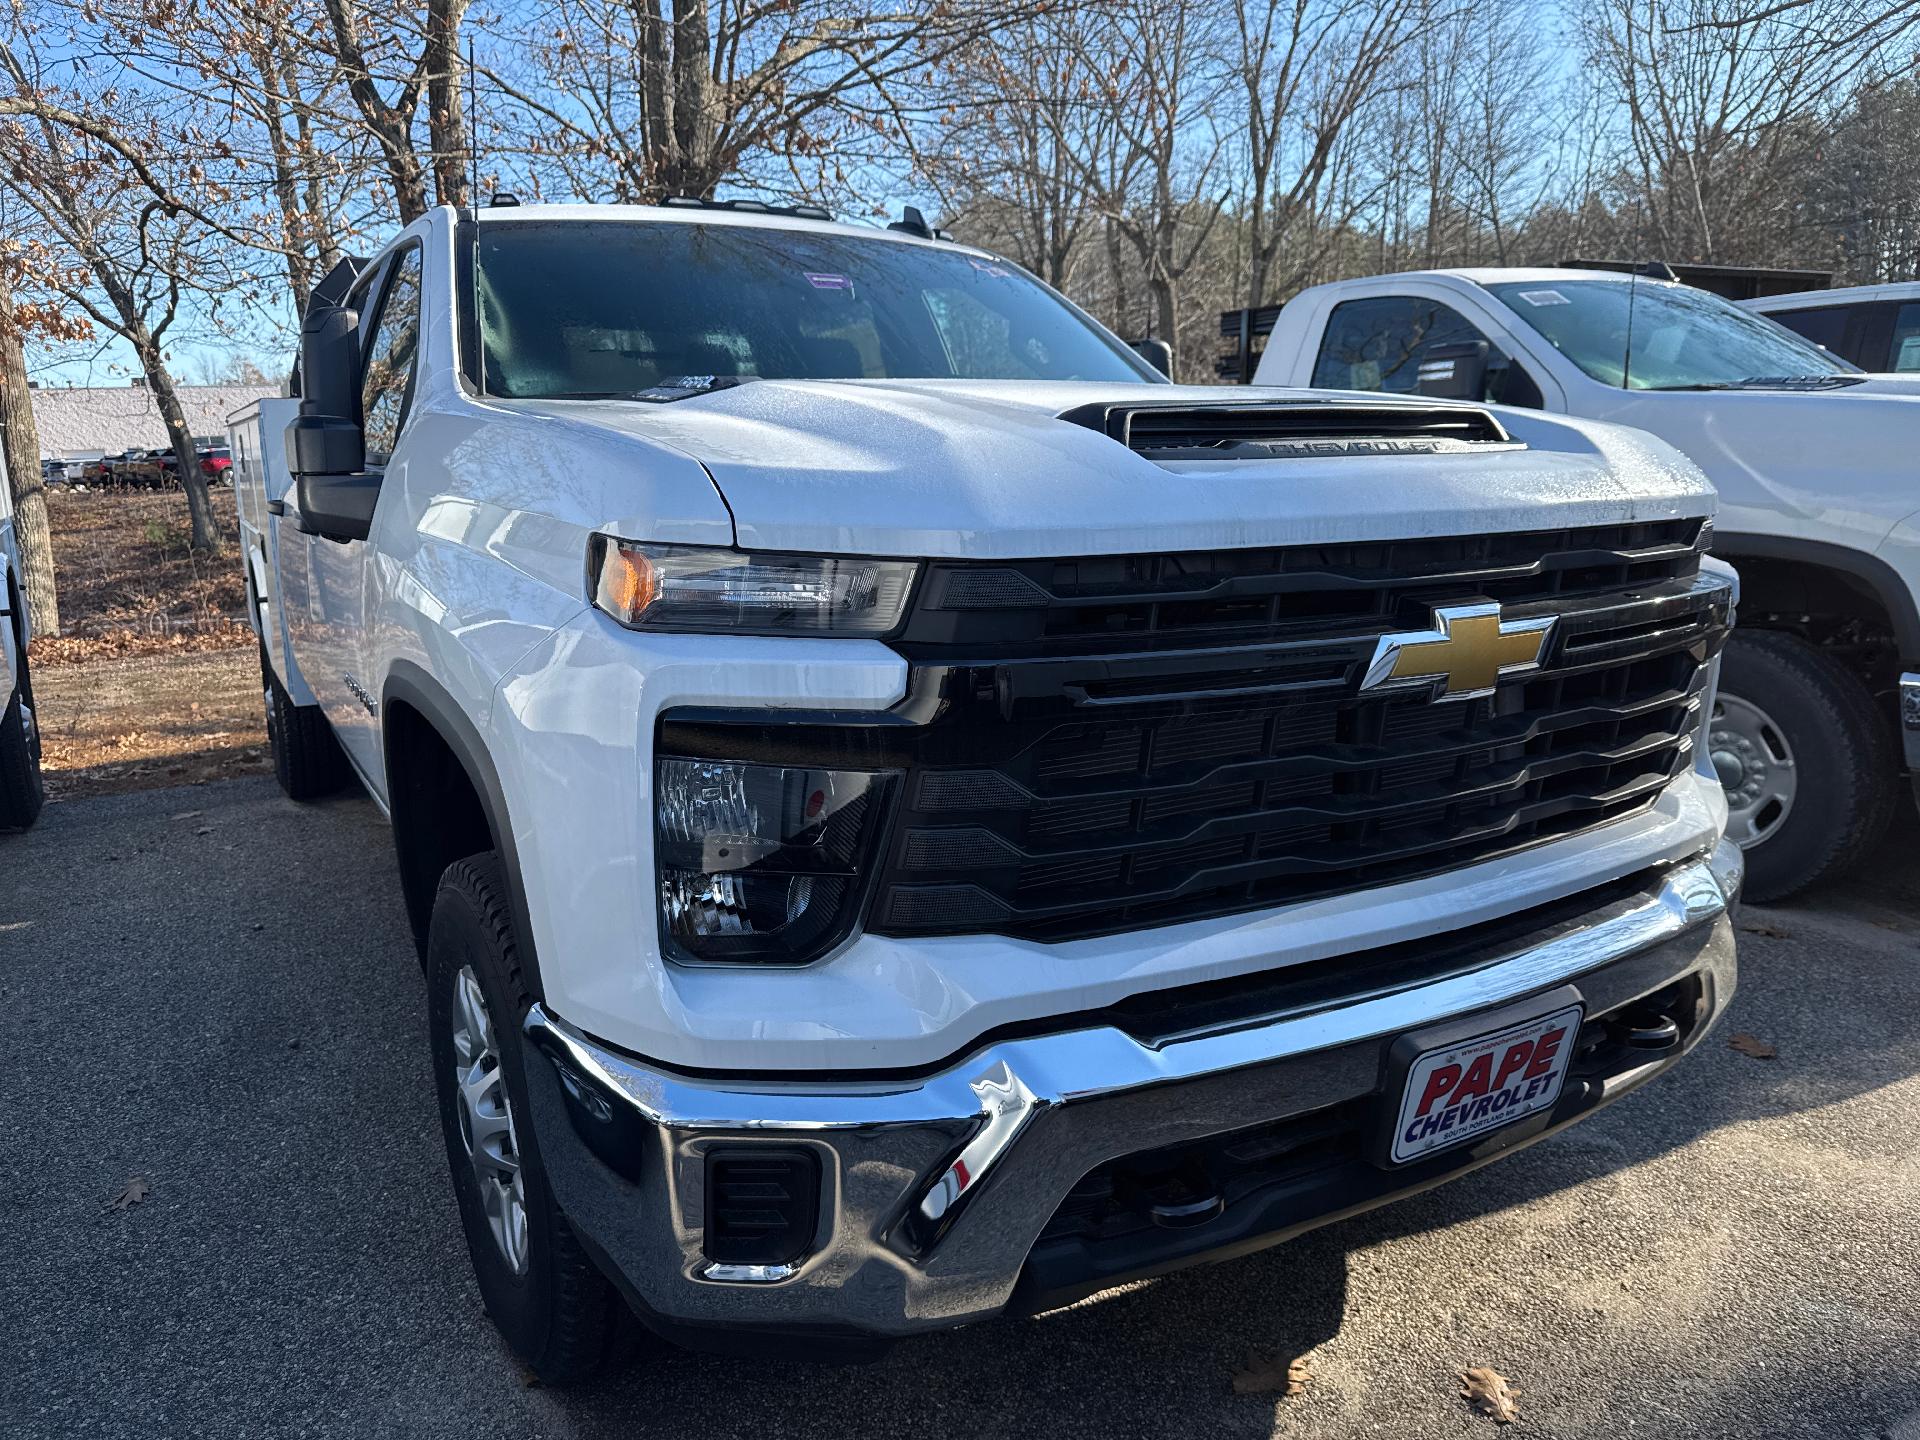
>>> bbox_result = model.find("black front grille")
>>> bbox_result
[900,518,1708,655]
[658,519,1730,947]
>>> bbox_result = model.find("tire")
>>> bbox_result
[427,854,621,1385]
[1712,629,1896,902]
[260,640,349,800]
[0,621,45,831]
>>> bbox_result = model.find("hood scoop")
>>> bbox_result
[1058,399,1519,461]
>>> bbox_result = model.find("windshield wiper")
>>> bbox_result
[1639,375,1865,393]
[533,376,760,403]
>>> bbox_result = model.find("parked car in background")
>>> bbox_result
[80,456,115,486]
[1249,266,1920,901]
[0,444,45,829]
[1742,282,1920,374]
[233,202,1740,1385]
[39,458,68,485]
[198,445,232,483]
[108,447,153,486]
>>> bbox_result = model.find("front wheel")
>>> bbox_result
[0,627,45,831]
[1710,629,1895,902]
[427,854,622,1385]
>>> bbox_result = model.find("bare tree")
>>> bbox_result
[921,9,1112,290]
[1577,0,1896,262]
[0,42,238,551]
[1233,0,1426,305]
[1069,0,1234,362]
[482,0,1019,207]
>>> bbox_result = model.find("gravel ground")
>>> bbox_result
[2,778,1916,1439]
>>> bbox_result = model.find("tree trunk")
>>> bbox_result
[0,276,57,634]
[427,0,473,206]
[142,351,220,554]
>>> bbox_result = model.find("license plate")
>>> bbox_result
[1388,1003,1583,1165]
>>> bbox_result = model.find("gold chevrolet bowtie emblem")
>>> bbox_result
[1361,603,1556,702]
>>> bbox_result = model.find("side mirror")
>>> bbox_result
[1414,340,1490,401]
[1129,337,1174,379]
[285,301,364,478]
[295,472,383,543]
[285,298,377,542]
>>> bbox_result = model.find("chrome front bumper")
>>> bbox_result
[521,841,1742,1345]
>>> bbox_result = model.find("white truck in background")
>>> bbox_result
[1742,281,1920,375]
[0,447,45,830]
[231,202,1741,1382]
[1252,267,1920,901]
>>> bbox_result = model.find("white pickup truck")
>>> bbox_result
[0,448,45,830]
[232,203,1741,1381]
[1254,268,1920,900]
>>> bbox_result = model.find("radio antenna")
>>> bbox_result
[467,36,480,210]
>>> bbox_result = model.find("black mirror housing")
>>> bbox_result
[1128,337,1175,378]
[1414,340,1491,401]
[286,300,364,477]
[296,473,382,543]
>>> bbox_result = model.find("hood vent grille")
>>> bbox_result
[1060,400,1517,459]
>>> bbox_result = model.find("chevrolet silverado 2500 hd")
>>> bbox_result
[1252,267,1920,900]
[233,202,1741,1381]
[0,444,44,830]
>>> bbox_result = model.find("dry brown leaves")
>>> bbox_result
[106,1177,151,1212]
[1232,1351,1311,1398]
[41,488,248,633]
[30,622,255,668]
[1460,1366,1520,1423]
[1738,920,1791,939]
[1728,1032,1778,1060]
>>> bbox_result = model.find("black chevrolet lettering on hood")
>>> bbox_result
[1055,399,1522,459]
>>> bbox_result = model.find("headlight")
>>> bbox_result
[590,536,917,635]
[655,756,897,964]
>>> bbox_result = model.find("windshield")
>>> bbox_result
[470,220,1159,397]
[1484,279,1860,390]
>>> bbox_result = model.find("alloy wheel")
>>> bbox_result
[449,965,530,1274]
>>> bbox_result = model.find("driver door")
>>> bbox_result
[303,243,425,786]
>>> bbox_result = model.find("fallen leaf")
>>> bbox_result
[1460,1366,1520,1424]
[106,1177,151,1212]
[1233,1351,1311,1397]
[1728,1032,1777,1060]
[1739,921,1790,938]
[170,810,202,821]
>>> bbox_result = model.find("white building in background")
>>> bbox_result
[27,381,281,461]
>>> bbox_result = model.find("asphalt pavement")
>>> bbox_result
[3,777,1917,1439]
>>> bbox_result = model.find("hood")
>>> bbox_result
[507,380,1715,558]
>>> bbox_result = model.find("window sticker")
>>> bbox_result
[968,258,1013,278]
[1516,289,1569,306]
[805,272,853,290]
